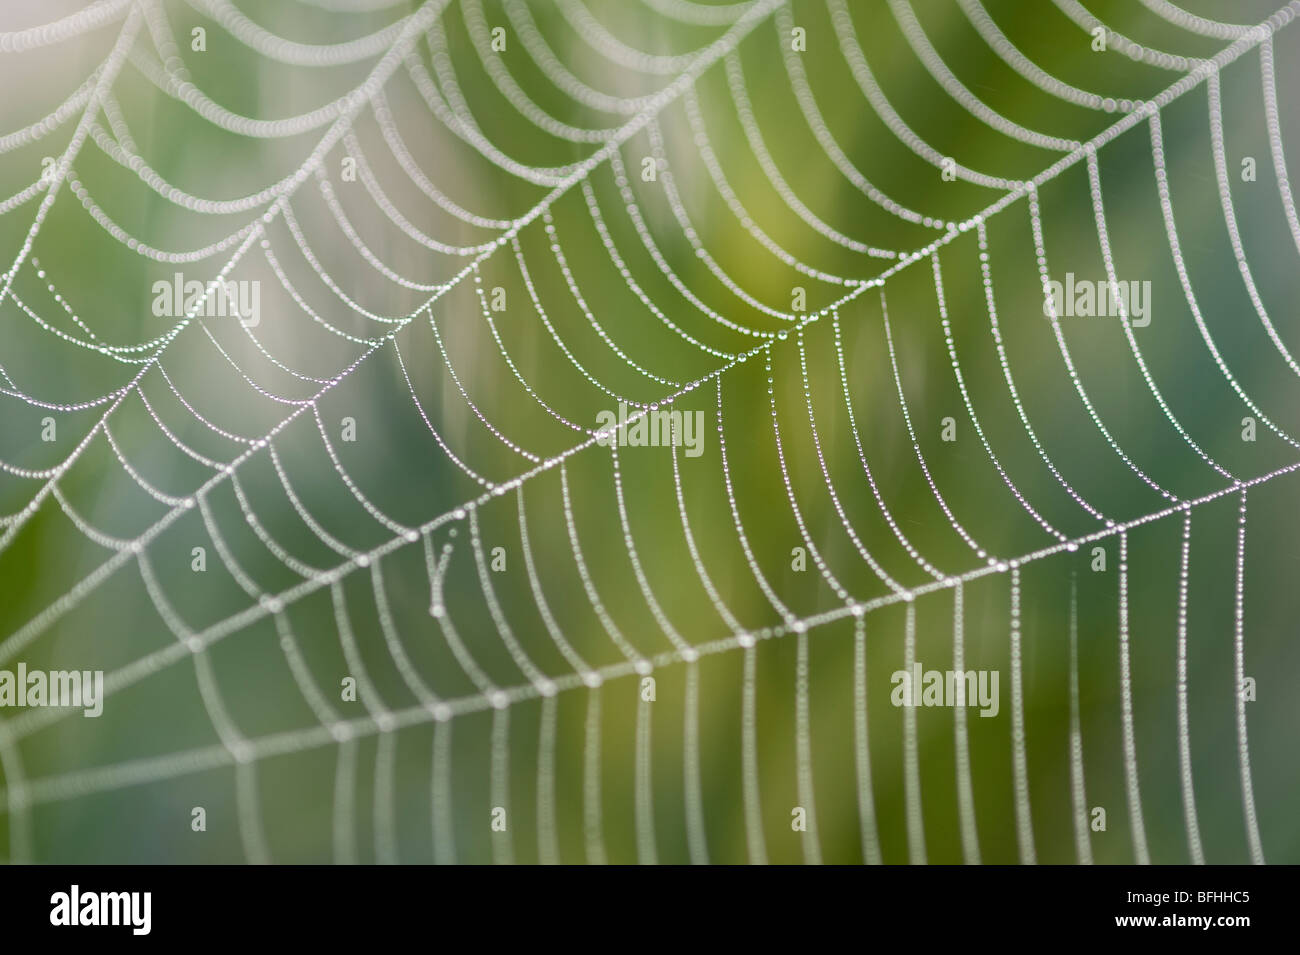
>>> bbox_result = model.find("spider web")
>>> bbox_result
[0,0,1299,864]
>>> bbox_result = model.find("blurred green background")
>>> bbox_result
[0,0,1298,864]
